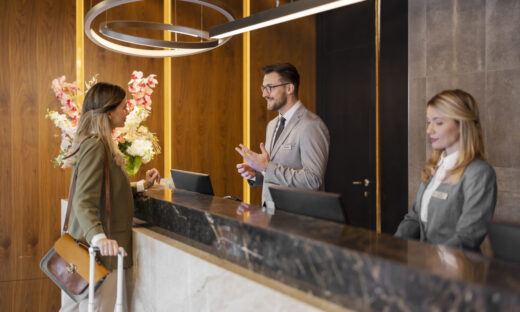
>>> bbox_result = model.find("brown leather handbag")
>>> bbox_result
[40,137,111,302]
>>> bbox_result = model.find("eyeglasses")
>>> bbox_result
[260,82,290,94]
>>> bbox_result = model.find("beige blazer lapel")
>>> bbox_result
[265,119,277,156]
[270,105,305,159]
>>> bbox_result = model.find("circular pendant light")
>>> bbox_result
[84,0,235,58]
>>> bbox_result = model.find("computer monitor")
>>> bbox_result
[170,169,214,196]
[268,186,348,224]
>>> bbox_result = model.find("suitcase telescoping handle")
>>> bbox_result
[88,247,126,312]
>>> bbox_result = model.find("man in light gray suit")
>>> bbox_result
[235,63,330,208]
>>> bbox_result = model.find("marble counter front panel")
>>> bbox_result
[133,186,520,311]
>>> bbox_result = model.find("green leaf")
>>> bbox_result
[118,141,131,154]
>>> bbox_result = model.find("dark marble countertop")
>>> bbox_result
[134,186,520,311]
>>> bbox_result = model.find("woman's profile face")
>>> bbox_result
[108,99,128,129]
[426,106,460,155]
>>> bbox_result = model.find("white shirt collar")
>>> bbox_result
[435,151,459,182]
[279,101,301,124]
[439,150,459,167]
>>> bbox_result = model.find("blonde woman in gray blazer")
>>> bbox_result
[395,89,497,252]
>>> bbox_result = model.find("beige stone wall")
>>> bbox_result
[408,0,520,223]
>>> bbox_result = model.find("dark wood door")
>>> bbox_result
[317,0,377,229]
[317,0,408,232]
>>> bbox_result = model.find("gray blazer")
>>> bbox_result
[395,159,497,252]
[250,103,330,207]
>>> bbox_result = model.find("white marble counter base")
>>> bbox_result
[128,227,324,312]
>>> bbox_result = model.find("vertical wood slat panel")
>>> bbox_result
[37,0,76,281]
[171,0,244,198]
[0,0,13,283]
[249,1,316,205]
[83,0,165,181]
[9,0,41,281]
[1,0,74,308]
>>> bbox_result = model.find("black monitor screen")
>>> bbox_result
[269,186,348,224]
[170,169,214,196]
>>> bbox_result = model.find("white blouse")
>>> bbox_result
[420,151,459,222]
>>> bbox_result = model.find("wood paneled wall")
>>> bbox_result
[249,1,316,205]
[1,0,316,308]
[84,0,165,182]
[170,0,244,198]
[0,0,75,310]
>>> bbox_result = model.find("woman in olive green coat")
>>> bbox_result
[60,82,160,312]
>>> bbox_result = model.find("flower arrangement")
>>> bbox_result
[46,71,160,176]
[114,71,161,175]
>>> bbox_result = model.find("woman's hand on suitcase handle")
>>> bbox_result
[96,238,127,256]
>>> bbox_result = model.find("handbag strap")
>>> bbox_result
[104,150,111,237]
[62,136,111,240]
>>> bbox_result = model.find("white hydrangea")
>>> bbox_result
[123,107,149,132]
[126,139,154,161]
[142,149,154,163]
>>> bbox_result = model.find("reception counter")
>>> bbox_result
[129,185,520,311]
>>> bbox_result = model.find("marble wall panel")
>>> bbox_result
[408,77,426,208]
[408,0,426,78]
[494,192,520,224]
[426,0,485,76]
[494,166,520,224]
[485,69,520,168]
[408,0,520,226]
[495,167,520,194]
[129,228,324,312]
[409,77,427,167]
[486,0,520,71]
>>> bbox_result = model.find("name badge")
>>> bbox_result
[432,191,448,200]
[281,144,292,150]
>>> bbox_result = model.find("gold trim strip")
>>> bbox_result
[242,0,251,204]
[76,0,85,97]
[164,0,172,178]
[375,0,381,233]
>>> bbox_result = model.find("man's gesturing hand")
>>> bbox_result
[235,143,270,172]
[236,163,256,179]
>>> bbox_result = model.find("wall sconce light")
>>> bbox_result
[209,0,366,39]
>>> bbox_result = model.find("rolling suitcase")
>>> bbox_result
[88,246,126,312]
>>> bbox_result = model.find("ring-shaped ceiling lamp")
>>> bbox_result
[85,0,235,58]
[99,21,219,49]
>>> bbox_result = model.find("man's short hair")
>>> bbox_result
[262,63,300,97]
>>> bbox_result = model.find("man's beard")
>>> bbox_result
[267,94,287,111]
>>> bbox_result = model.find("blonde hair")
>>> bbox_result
[421,89,485,183]
[68,82,126,171]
